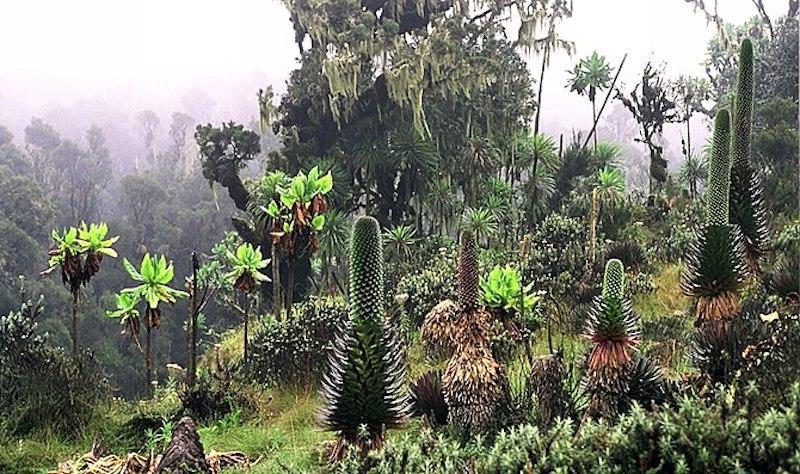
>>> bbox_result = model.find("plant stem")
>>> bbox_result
[285,260,294,313]
[188,252,199,388]
[71,291,79,355]
[272,243,282,318]
[145,324,152,396]
[588,188,598,271]
[243,292,250,377]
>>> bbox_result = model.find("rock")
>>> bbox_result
[155,417,211,474]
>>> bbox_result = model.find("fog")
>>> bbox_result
[0,0,784,166]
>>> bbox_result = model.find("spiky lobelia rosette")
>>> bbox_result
[728,38,769,275]
[458,229,479,310]
[586,259,639,376]
[317,216,412,461]
[682,110,748,324]
[411,369,448,426]
[420,299,458,361]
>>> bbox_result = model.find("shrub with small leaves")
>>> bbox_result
[394,247,457,328]
[250,295,346,385]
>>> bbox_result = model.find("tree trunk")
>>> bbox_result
[588,188,598,270]
[187,252,199,388]
[271,243,282,318]
[146,325,153,395]
[686,107,692,158]
[285,261,294,312]
[71,291,79,355]
[243,292,250,376]
[592,99,598,154]
[155,417,212,473]
[531,50,548,220]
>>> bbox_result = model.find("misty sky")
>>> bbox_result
[0,0,784,155]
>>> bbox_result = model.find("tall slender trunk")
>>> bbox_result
[243,292,250,376]
[145,325,153,395]
[592,98,598,154]
[285,261,294,312]
[533,50,548,137]
[71,291,79,355]
[187,252,199,388]
[271,244,282,318]
[530,50,549,225]
[588,188,599,271]
[686,106,692,158]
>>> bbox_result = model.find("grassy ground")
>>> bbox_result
[2,262,691,473]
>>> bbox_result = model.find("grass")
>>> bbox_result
[203,386,331,472]
[633,263,690,321]
[2,262,694,473]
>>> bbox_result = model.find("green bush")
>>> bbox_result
[0,297,109,436]
[521,213,586,302]
[338,383,800,473]
[655,200,704,262]
[393,247,457,328]
[250,295,346,385]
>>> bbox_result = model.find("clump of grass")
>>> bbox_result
[634,263,690,320]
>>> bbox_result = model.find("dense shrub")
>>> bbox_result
[250,295,346,385]
[521,213,586,302]
[394,247,457,328]
[179,375,235,423]
[337,383,800,473]
[654,200,704,262]
[0,297,109,436]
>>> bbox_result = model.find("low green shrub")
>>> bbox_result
[337,383,800,473]
[0,297,109,437]
[393,247,457,328]
[250,295,346,385]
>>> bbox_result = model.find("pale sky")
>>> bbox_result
[0,0,786,152]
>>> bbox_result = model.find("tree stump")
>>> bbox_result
[528,352,567,430]
[155,416,211,474]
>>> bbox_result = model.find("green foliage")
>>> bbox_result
[394,247,457,328]
[678,153,707,197]
[521,213,586,302]
[461,207,498,245]
[705,110,732,226]
[683,110,747,322]
[318,216,411,456]
[195,122,261,183]
[587,259,637,346]
[0,297,108,436]
[278,165,333,213]
[44,226,82,282]
[595,166,626,206]
[342,382,800,473]
[44,222,119,289]
[480,266,540,315]
[728,38,769,267]
[120,254,188,313]
[224,243,270,293]
[76,222,119,258]
[251,296,346,385]
[592,141,622,168]
[383,224,418,261]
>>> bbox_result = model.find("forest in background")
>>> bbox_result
[0,0,798,472]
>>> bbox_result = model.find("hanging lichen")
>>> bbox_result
[385,43,430,136]
[323,46,362,127]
